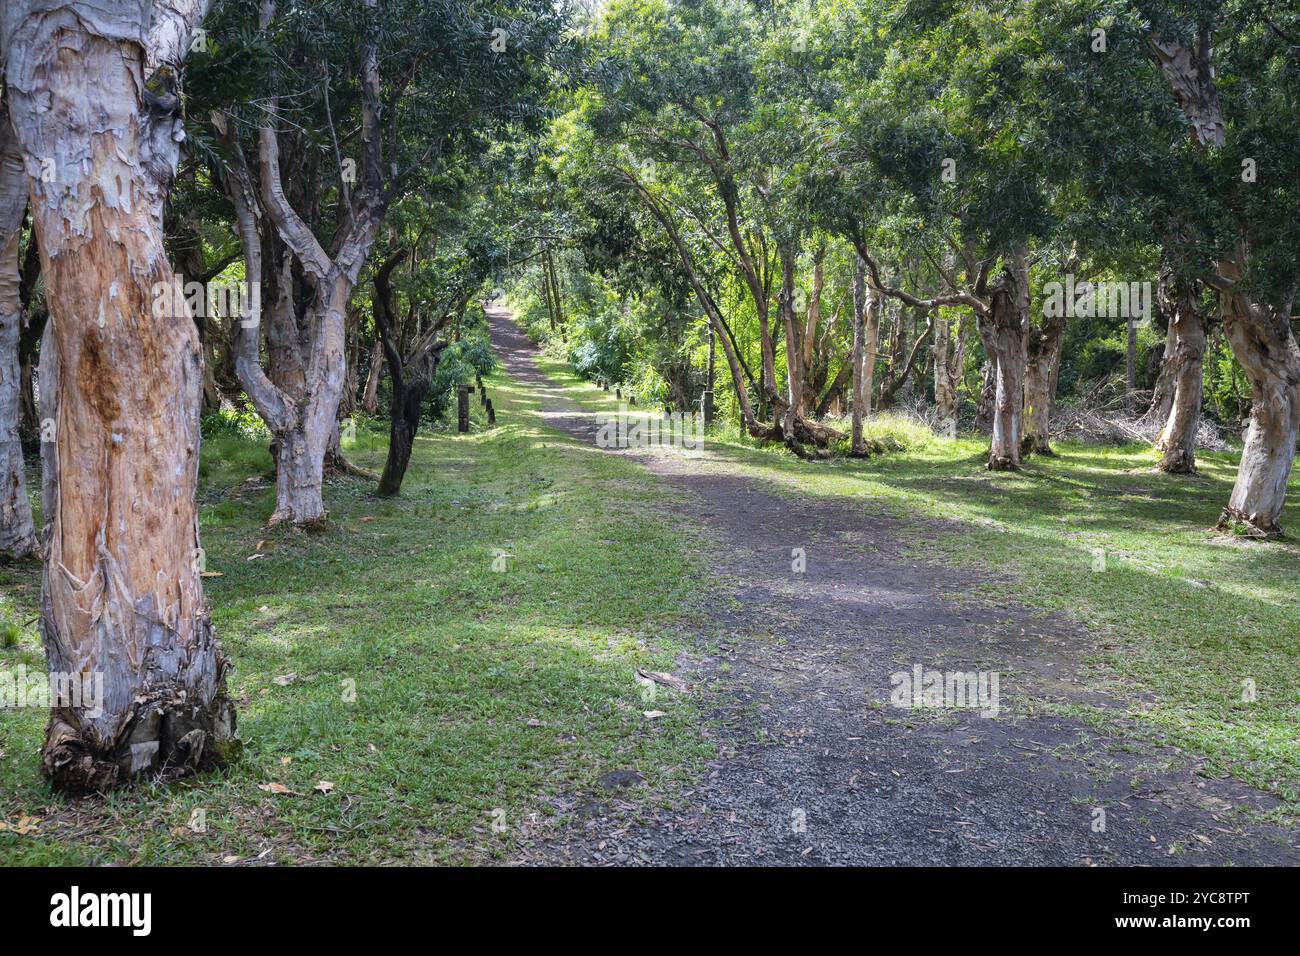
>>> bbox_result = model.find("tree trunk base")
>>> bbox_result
[324,449,380,481]
[1157,449,1198,475]
[1214,507,1283,540]
[1020,436,1055,457]
[987,453,1021,472]
[44,687,238,795]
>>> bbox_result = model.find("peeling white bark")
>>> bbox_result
[985,250,1030,471]
[4,0,234,791]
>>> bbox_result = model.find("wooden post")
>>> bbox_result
[457,385,470,433]
[486,398,496,425]
[702,389,714,426]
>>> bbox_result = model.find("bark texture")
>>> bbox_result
[0,103,37,557]
[1214,280,1300,536]
[1021,314,1066,456]
[932,313,964,438]
[3,0,235,791]
[850,257,868,456]
[983,252,1030,471]
[1155,272,1205,474]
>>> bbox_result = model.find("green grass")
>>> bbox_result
[529,360,1300,812]
[0,367,711,864]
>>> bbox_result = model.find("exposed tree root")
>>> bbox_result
[1215,507,1283,540]
[44,687,238,795]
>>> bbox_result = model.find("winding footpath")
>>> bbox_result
[489,308,1299,866]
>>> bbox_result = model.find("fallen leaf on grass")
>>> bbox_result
[314,781,335,794]
[0,815,41,834]
[257,782,300,796]
[643,710,667,719]
[273,673,298,686]
[200,571,224,578]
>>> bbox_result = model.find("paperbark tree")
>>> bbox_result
[1211,255,1299,535]
[933,312,967,439]
[1154,269,1205,474]
[1151,30,1300,534]
[0,100,36,558]
[850,256,871,456]
[2,0,235,791]
[1021,313,1066,456]
[983,253,1031,471]
[211,0,387,526]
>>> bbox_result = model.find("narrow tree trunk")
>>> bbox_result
[361,338,384,414]
[933,312,967,438]
[17,236,45,446]
[1146,299,1177,424]
[985,252,1030,471]
[778,243,805,454]
[1126,314,1137,408]
[0,106,37,557]
[862,277,880,418]
[377,374,431,496]
[5,0,235,791]
[850,257,868,456]
[1021,315,1066,456]
[1156,278,1205,474]
[703,318,715,426]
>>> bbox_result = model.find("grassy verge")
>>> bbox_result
[0,365,710,864]
[529,359,1300,812]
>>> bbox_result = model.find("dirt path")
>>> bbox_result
[489,309,1298,866]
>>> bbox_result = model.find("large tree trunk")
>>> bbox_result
[1213,284,1300,537]
[4,0,235,791]
[1021,315,1066,456]
[984,252,1030,471]
[0,105,37,557]
[1155,275,1205,474]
